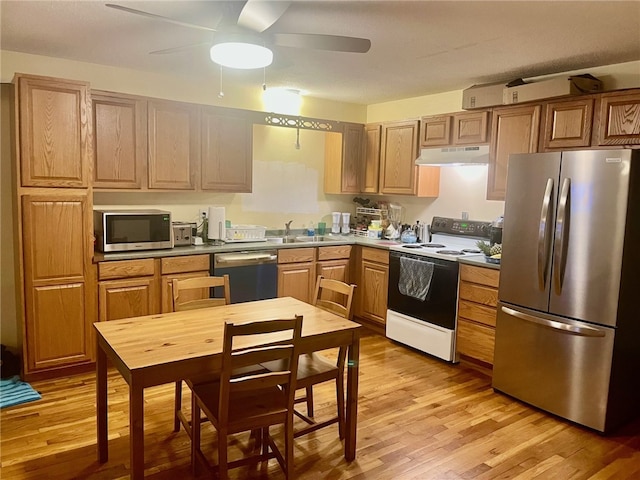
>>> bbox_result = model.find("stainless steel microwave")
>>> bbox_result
[94,209,173,252]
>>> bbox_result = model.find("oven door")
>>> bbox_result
[388,251,459,330]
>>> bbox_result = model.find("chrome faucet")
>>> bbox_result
[284,220,293,237]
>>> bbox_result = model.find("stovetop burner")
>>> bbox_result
[402,244,423,249]
[436,250,464,255]
[421,243,446,248]
[461,248,482,254]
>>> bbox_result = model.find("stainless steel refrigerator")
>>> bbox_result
[492,149,640,433]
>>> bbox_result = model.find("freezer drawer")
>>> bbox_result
[492,303,615,432]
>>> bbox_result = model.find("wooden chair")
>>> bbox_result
[264,275,356,439]
[172,275,231,437]
[190,316,303,480]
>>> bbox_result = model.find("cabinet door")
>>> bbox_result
[420,115,451,147]
[324,124,363,194]
[92,91,147,189]
[201,107,252,192]
[99,278,158,321]
[487,105,540,201]
[317,259,350,283]
[277,262,316,303]
[357,260,389,326]
[541,98,594,150]
[148,99,199,190]
[160,271,209,313]
[341,123,363,193]
[361,123,381,193]
[17,75,90,187]
[379,120,419,195]
[595,90,640,145]
[453,111,489,145]
[21,193,94,372]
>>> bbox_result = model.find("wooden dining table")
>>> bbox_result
[95,296,362,479]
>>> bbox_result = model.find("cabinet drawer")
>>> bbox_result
[278,247,315,264]
[457,318,495,365]
[161,254,210,274]
[361,247,389,264]
[458,281,498,307]
[98,258,155,280]
[459,264,499,288]
[317,245,351,261]
[458,299,497,327]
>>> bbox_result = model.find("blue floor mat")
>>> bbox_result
[0,375,42,408]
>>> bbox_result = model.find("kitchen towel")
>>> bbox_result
[0,375,41,409]
[399,256,435,301]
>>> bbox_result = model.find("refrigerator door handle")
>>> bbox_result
[537,178,554,291]
[553,177,571,295]
[501,306,606,337]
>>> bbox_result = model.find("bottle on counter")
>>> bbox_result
[308,222,315,236]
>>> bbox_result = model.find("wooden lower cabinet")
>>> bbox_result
[355,247,389,327]
[159,254,210,312]
[456,263,500,367]
[97,258,159,321]
[277,248,316,303]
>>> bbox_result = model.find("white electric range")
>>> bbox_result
[386,216,492,362]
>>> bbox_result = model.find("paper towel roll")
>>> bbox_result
[207,206,226,240]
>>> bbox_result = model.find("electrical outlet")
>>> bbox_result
[198,208,208,219]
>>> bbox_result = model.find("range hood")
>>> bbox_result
[415,145,489,166]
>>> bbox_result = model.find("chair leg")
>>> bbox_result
[191,393,201,477]
[262,426,269,457]
[174,380,182,432]
[218,428,228,480]
[336,374,345,440]
[305,386,314,417]
[285,417,294,479]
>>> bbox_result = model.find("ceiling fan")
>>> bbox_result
[105,1,371,69]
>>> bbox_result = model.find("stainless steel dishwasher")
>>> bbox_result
[212,250,278,304]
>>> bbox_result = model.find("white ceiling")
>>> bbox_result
[2,0,640,105]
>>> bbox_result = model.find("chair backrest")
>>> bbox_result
[172,275,231,312]
[218,316,304,426]
[312,275,356,320]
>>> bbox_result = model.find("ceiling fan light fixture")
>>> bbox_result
[210,40,273,69]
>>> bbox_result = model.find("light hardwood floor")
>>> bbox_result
[2,330,639,479]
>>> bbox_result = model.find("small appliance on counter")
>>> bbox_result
[489,215,503,245]
[172,222,196,247]
[94,209,172,252]
[207,206,226,244]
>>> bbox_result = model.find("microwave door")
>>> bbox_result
[499,152,561,312]
[548,150,631,327]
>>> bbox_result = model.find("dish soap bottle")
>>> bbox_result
[307,222,315,236]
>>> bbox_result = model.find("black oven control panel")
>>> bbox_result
[430,216,491,238]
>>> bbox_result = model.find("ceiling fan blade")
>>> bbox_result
[105,4,217,32]
[270,33,371,53]
[149,42,211,55]
[237,0,291,33]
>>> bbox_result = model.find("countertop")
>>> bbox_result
[94,235,401,262]
[457,255,501,270]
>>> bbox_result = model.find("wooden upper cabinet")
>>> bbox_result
[487,105,541,201]
[92,91,147,189]
[595,89,640,146]
[21,192,94,372]
[420,115,451,147]
[147,99,199,190]
[362,123,381,193]
[420,111,489,148]
[324,123,363,194]
[379,119,419,195]
[16,74,91,188]
[453,111,489,145]
[201,107,252,192]
[540,97,594,150]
